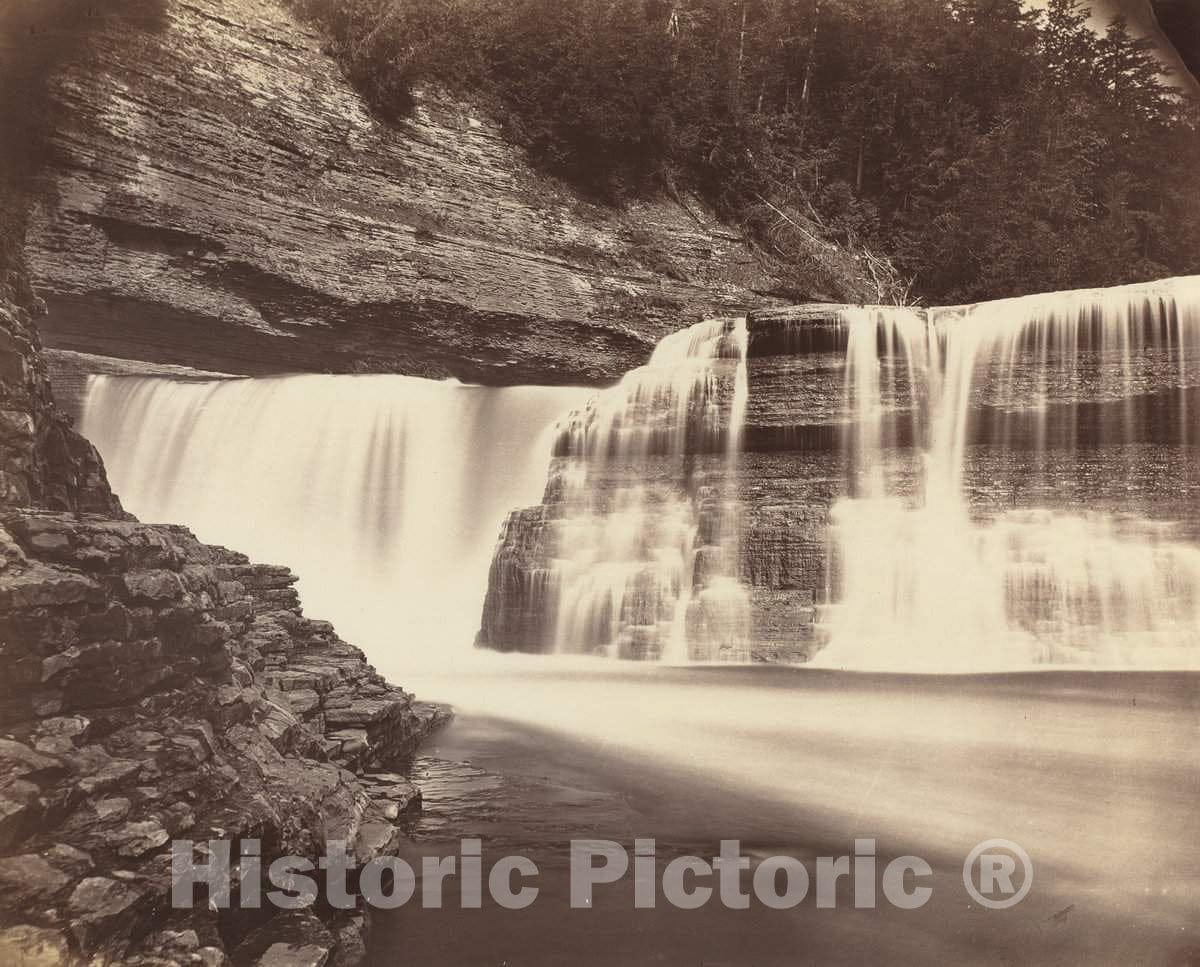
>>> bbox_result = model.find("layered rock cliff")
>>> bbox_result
[1,261,449,964]
[0,289,120,515]
[0,508,448,965]
[22,0,780,386]
[477,306,846,663]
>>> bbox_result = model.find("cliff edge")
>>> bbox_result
[22,0,783,386]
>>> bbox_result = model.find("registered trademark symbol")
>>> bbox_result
[963,839,1033,909]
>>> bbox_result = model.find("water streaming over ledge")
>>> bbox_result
[539,317,750,661]
[81,374,588,668]
[80,277,1200,672]
[816,276,1200,670]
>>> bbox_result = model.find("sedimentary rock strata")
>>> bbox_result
[24,0,780,386]
[0,291,120,515]
[479,291,1200,662]
[0,510,449,964]
[0,284,449,963]
[477,305,851,662]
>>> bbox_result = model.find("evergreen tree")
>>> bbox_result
[291,0,1200,303]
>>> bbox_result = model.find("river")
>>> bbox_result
[373,660,1200,966]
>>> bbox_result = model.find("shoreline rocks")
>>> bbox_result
[0,510,451,965]
[0,283,452,965]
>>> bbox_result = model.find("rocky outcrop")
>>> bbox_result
[0,283,122,515]
[23,0,781,386]
[0,248,449,962]
[0,509,450,965]
[478,317,755,662]
[480,286,1200,662]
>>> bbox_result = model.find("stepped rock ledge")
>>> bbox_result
[0,271,450,964]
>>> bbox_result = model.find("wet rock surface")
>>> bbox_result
[478,298,1200,662]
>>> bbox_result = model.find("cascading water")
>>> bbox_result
[81,373,588,670]
[66,293,1200,964]
[488,317,752,661]
[817,276,1200,670]
[80,278,1200,672]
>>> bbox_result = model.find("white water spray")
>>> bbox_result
[81,373,588,671]
[543,318,751,661]
[818,276,1200,670]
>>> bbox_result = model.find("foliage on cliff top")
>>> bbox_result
[299,0,1199,304]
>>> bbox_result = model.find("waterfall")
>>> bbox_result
[817,276,1200,670]
[482,318,751,661]
[81,374,587,668]
[80,277,1200,672]
[551,317,750,662]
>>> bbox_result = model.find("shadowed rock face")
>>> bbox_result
[0,288,121,515]
[0,248,449,965]
[0,510,450,964]
[22,0,778,385]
